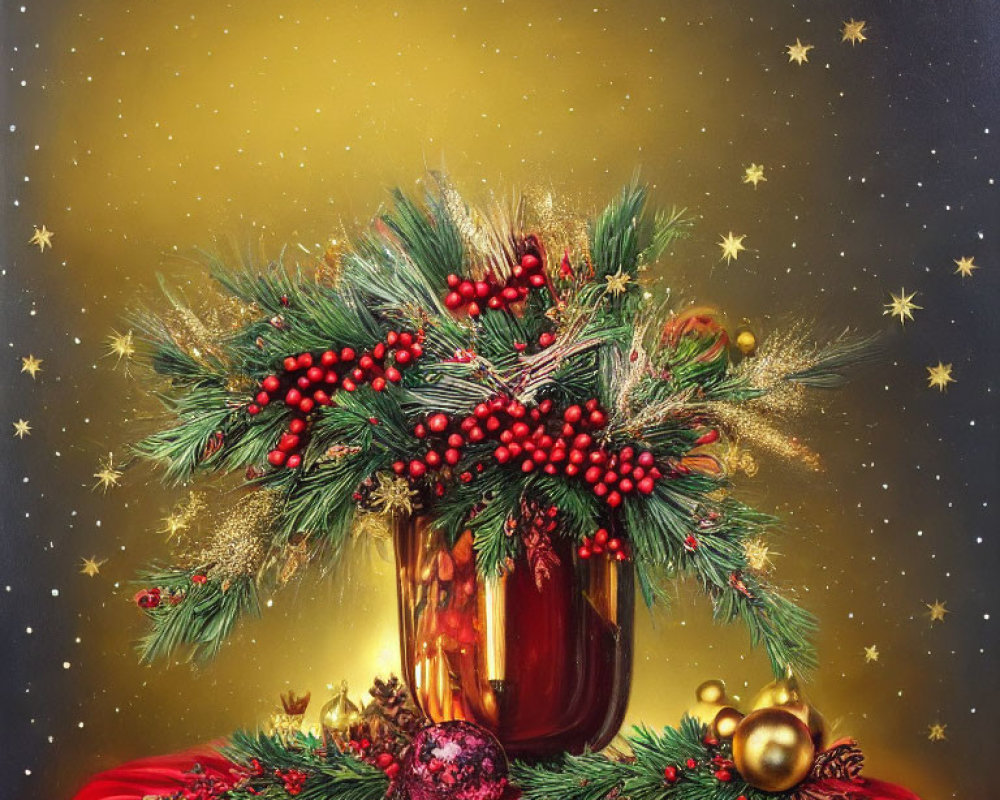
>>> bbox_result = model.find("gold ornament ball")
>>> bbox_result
[713,706,745,739]
[732,708,816,793]
[696,679,727,704]
[750,676,827,749]
[735,329,757,355]
[320,682,363,746]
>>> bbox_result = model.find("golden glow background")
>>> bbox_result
[2,2,998,797]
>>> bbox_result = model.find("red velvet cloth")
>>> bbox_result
[72,748,922,800]
[72,746,237,800]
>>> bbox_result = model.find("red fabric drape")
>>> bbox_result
[72,747,236,800]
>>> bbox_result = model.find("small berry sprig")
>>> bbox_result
[443,251,548,316]
[577,527,627,561]
[250,329,424,469]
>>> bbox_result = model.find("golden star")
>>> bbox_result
[743,538,773,572]
[743,163,766,188]
[28,225,54,252]
[369,473,417,515]
[927,723,947,742]
[786,38,814,65]
[12,419,32,439]
[80,556,107,577]
[20,354,43,379]
[926,362,955,391]
[842,19,867,45]
[718,232,747,264]
[927,600,949,623]
[883,288,922,325]
[161,513,188,539]
[107,329,136,369]
[93,452,124,492]
[864,644,880,663]
[953,256,978,278]
[604,269,632,296]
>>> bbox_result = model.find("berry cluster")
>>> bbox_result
[274,768,308,796]
[393,395,666,510]
[443,252,547,316]
[251,330,424,469]
[577,527,627,561]
[662,741,738,787]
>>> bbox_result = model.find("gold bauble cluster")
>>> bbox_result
[686,673,826,793]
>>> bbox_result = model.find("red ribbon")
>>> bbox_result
[72,746,236,800]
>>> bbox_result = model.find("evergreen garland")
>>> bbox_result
[121,177,873,676]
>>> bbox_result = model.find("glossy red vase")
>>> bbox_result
[393,516,634,757]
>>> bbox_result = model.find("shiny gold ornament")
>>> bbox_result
[320,682,363,749]
[687,679,734,727]
[750,673,827,749]
[713,705,745,739]
[732,708,815,792]
[735,328,757,355]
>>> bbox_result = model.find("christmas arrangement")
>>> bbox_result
[82,177,922,800]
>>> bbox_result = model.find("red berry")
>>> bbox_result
[395,349,412,365]
[414,424,427,439]
[502,286,520,302]
[521,253,540,270]
[499,429,514,444]
[325,370,338,384]
[341,378,356,392]
[372,343,386,360]
[549,448,566,463]
[474,280,490,298]
[247,404,261,415]
[695,429,720,446]
[445,448,461,465]
[459,281,476,299]
[321,350,338,366]
[359,355,375,371]
[467,301,481,316]
[425,451,442,468]
[619,478,634,493]
[428,413,449,433]
[578,546,591,559]
[589,450,607,465]
[313,390,331,405]
[638,477,655,494]
[385,366,402,382]
[286,454,302,469]
[589,409,607,427]
[715,770,731,782]
[372,377,386,391]
[296,353,313,369]
[268,450,287,467]
[488,296,504,310]
[606,491,622,508]
[532,448,548,464]
[686,758,697,769]
[608,538,621,552]
[278,434,300,452]
[538,332,555,347]
[468,426,485,442]
[564,405,583,424]
[307,366,324,383]
[299,398,315,413]
[512,421,530,439]
[584,466,603,483]
[262,375,281,392]
[594,528,609,545]
[459,471,473,483]
[473,403,490,419]
[408,460,426,478]
[521,459,535,473]
[285,389,302,406]
[256,391,270,406]
[447,433,464,448]
[663,765,678,784]
[445,291,463,309]
[508,402,526,418]
[565,463,579,477]
[375,752,394,769]
[392,461,406,474]
[283,356,298,372]
[446,274,461,289]
[585,398,599,412]
[620,446,635,462]
[573,433,592,450]
[494,446,511,464]
[593,483,609,498]
[289,418,306,434]
[637,451,655,467]
[340,347,355,362]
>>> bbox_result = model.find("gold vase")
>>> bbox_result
[393,515,634,757]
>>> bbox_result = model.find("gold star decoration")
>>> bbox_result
[927,600,949,623]
[718,232,747,264]
[927,723,947,742]
[864,644,880,663]
[80,556,107,577]
[841,19,867,45]
[369,473,417,515]
[926,362,955,391]
[953,256,978,278]
[106,329,136,370]
[28,225,54,252]
[604,269,632,296]
[883,287,922,325]
[12,419,32,439]
[93,452,124,492]
[162,513,188,539]
[743,538,773,572]
[20,354,43,379]
[786,38,814,65]
[743,163,766,188]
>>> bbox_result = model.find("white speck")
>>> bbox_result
[62,661,71,669]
